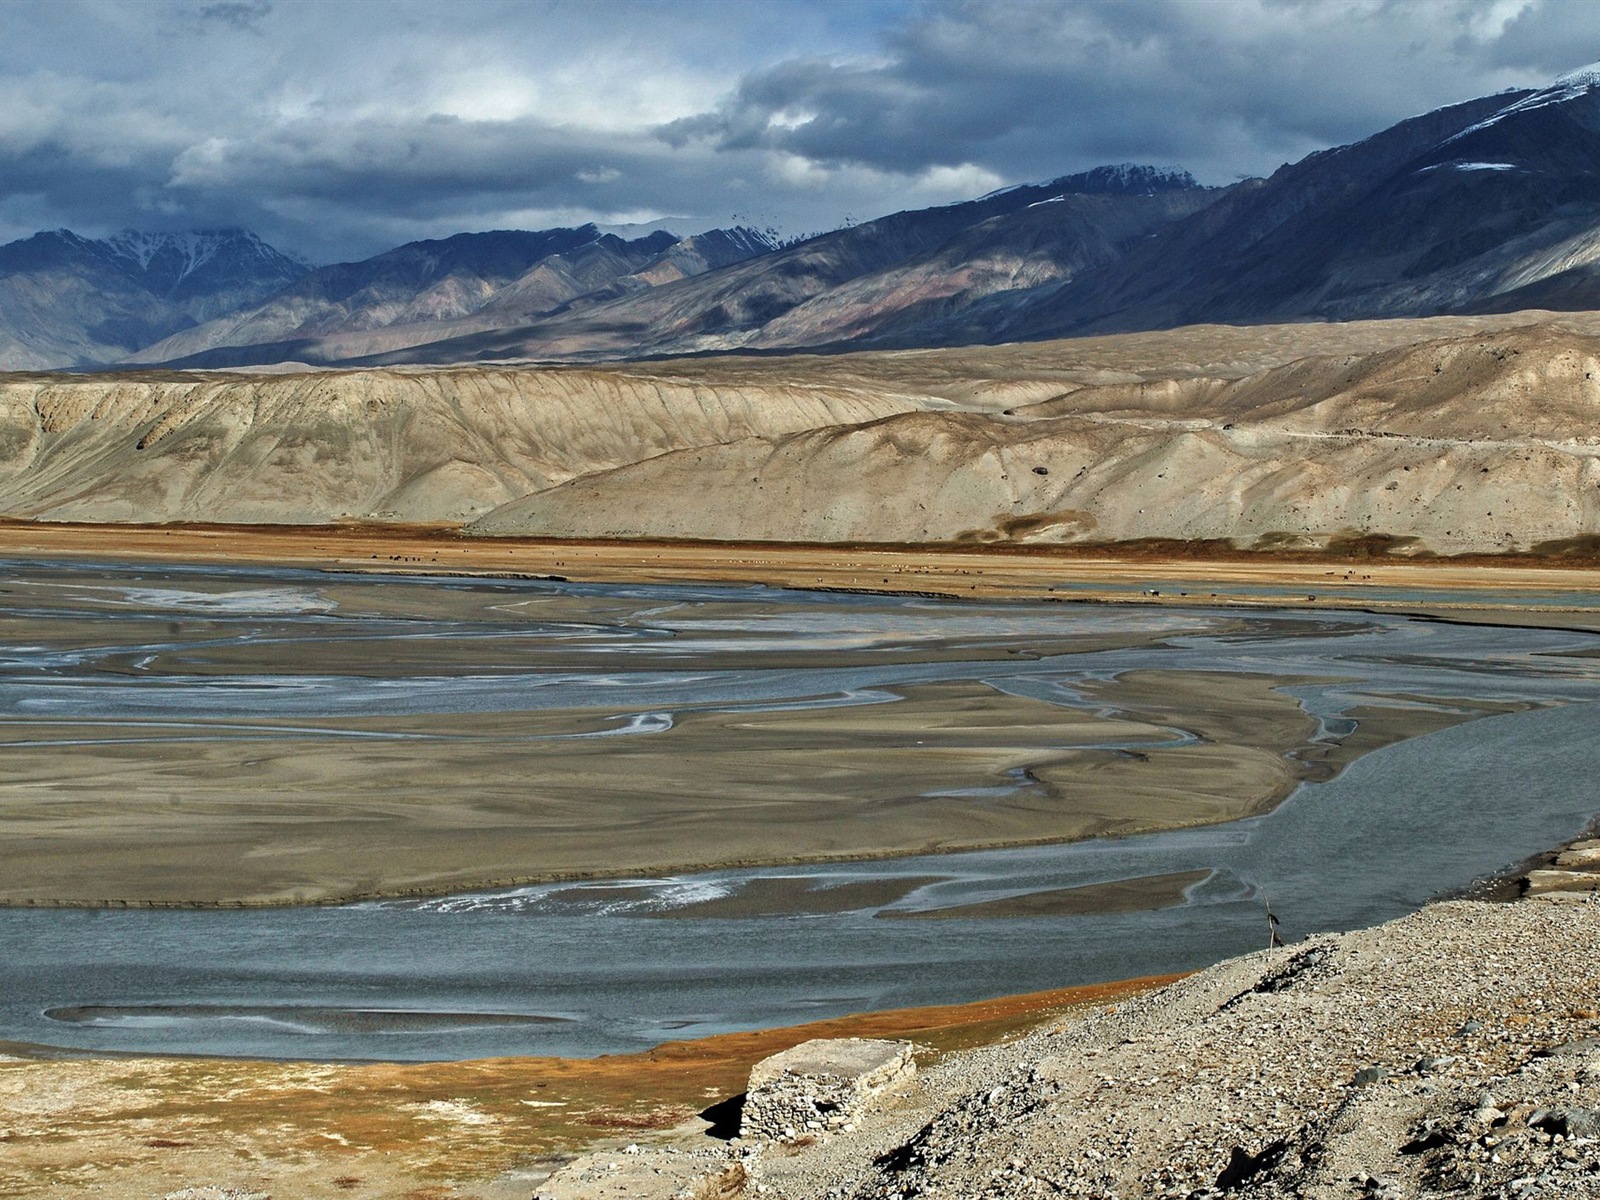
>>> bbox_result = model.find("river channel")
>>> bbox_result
[1,558,1598,1060]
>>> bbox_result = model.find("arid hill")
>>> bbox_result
[0,367,918,524]
[5,313,1600,555]
[475,320,1600,556]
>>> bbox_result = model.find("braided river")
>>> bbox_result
[1,558,1598,1060]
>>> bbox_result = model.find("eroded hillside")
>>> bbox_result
[0,368,919,523]
[6,313,1600,556]
[475,321,1600,556]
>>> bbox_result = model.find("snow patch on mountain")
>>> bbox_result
[101,229,311,295]
[1445,61,1600,144]
[1553,61,1600,89]
[1419,161,1520,173]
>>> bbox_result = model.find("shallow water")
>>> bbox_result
[1,559,1598,1060]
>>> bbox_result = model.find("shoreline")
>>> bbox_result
[3,519,1600,615]
[0,973,1183,1199]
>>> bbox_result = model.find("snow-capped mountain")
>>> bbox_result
[982,61,1600,339]
[99,229,310,320]
[1442,60,1600,145]
[17,61,1600,371]
[0,227,311,370]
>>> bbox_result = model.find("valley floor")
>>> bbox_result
[4,528,1600,1199]
[5,520,1600,618]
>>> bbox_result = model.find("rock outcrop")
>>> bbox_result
[739,1038,916,1142]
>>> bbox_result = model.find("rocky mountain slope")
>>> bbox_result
[10,69,1600,372]
[1000,65,1600,340]
[125,224,778,368]
[0,228,307,370]
[139,165,1216,368]
[538,893,1600,1199]
[101,65,1600,369]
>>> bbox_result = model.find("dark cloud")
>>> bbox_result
[0,0,1594,262]
[663,0,1600,186]
[194,1,272,32]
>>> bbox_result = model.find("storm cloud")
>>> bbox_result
[2,0,1597,262]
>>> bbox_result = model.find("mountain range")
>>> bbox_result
[0,228,309,370]
[6,66,1600,371]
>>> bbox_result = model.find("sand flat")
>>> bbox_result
[0,674,1341,906]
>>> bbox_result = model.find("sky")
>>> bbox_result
[1,0,1597,264]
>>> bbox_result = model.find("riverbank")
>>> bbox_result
[0,973,1179,1200]
[4,519,1600,617]
[536,893,1600,1200]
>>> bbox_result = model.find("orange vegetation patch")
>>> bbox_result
[0,975,1178,1200]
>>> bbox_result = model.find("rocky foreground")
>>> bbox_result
[542,893,1600,1199]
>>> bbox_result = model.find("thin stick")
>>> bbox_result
[1262,887,1284,955]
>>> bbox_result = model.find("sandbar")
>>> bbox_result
[879,868,1213,920]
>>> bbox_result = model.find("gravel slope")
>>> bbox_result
[542,894,1600,1199]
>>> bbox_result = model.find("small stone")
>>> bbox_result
[1532,1107,1600,1139]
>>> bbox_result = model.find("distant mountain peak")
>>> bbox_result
[1552,61,1600,89]
[1444,61,1600,145]
[101,228,311,285]
[1053,164,1201,196]
[978,164,1201,208]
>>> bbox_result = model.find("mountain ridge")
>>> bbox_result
[0,227,310,370]
[9,68,1600,371]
